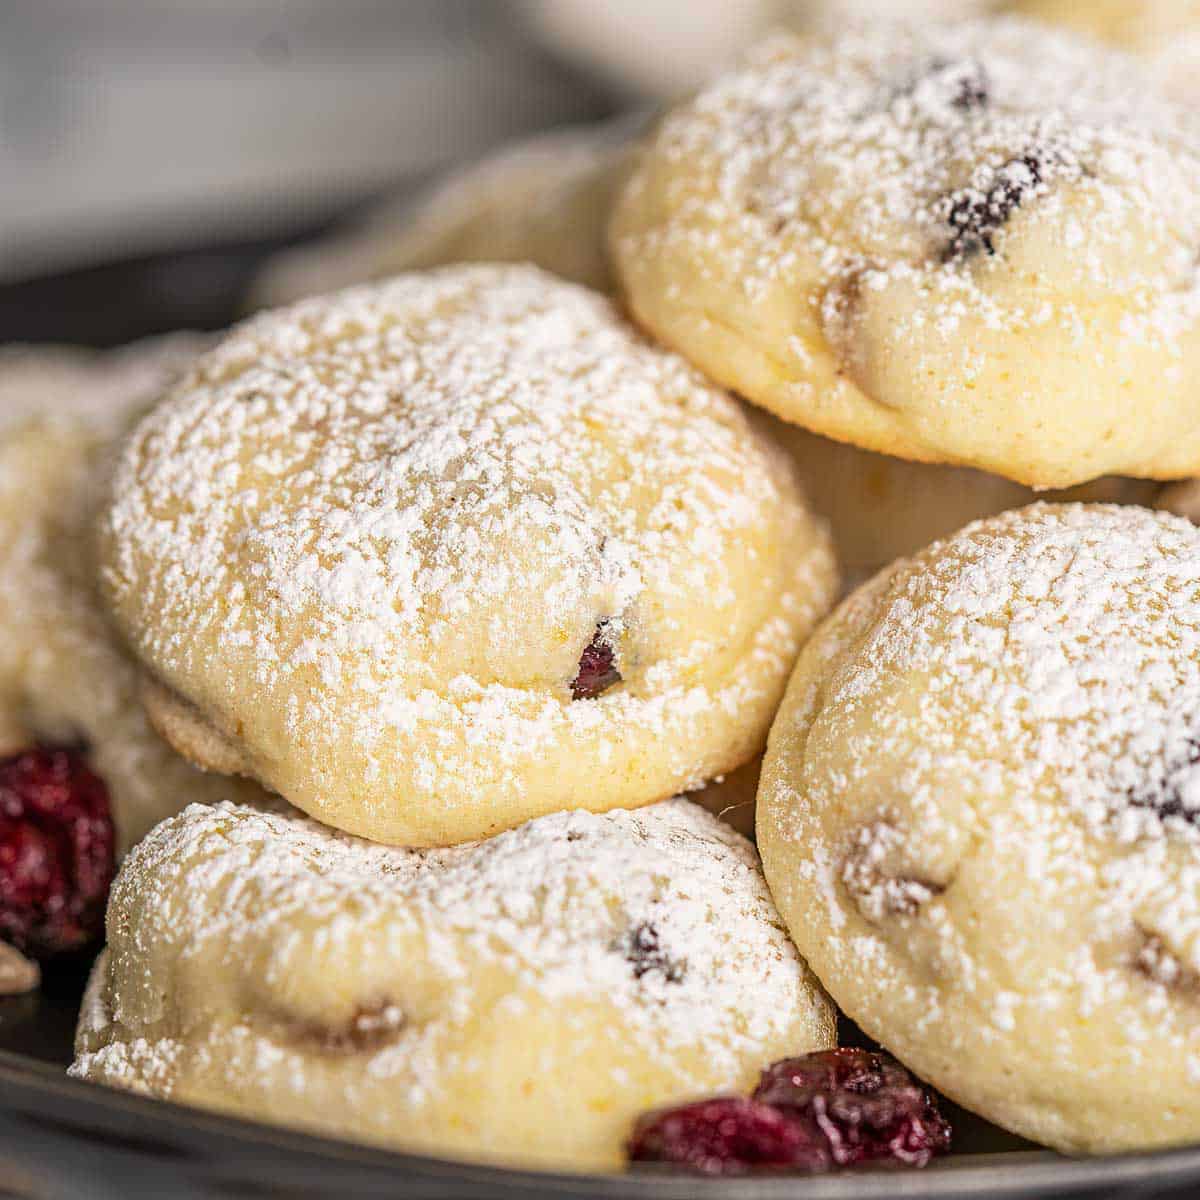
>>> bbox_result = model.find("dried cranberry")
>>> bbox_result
[946,60,989,111]
[628,1098,826,1175]
[943,155,1043,259]
[619,921,686,983]
[0,747,115,958]
[1128,736,1200,829]
[753,1048,952,1167]
[628,1050,951,1175]
[570,623,621,700]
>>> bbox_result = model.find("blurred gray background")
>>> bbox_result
[0,0,620,284]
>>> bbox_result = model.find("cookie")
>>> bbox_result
[72,797,836,1171]
[611,20,1200,488]
[100,266,837,847]
[0,339,260,854]
[756,412,1160,578]
[1008,0,1200,103]
[758,502,1200,1153]
[250,120,632,309]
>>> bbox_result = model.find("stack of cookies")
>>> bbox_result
[15,4,1200,1180]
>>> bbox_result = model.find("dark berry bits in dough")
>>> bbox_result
[840,822,946,920]
[570,621,622,700]
[943,155,1043,259]
[290,1000,406,1054]
[1128,737,1200,829]
[1134,931,1199,993]
[946,59,989,111]
[928,58,990,111]
[619,921,687,983]
[890,58,988,116]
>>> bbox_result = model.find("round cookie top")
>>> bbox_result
[611,19,1200,487]
[786,503,1200,840]
[758,502,1200,1152]
[101,265,836,846]
[73,797,835,1169]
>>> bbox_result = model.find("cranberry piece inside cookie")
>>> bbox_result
[943,154,1044,259]
[570,623,622,700]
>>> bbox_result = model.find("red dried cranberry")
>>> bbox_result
[0,747,115,959]
[620,921,686,983]
[570,623,621,700]
[944,154,1043,259]
[628,1098,826,1175]
[753,1048,952,1168]
[627,1049,952,1176]
[1128,735,1200,829]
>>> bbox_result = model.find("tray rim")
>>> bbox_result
[5,1049,1200,1200]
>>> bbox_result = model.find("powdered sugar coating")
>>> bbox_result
[1008,0,1200,104]
[759,503,1200,1153]
[0,337,262,854]
[100,265,836,846]
[72,796,835,1170]
[611,20,1200,487]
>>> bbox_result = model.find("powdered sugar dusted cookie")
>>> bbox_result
[1009,0,1200,104]
[612,21,1200,488]
[250,119,631,309]
[100,266,837,847]
[0,338,261,854]
[759,503,1200,1152]
[72,797,835,1171]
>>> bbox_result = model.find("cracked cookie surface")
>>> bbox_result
[758,503,1200,1153]
[71,796,835,1171]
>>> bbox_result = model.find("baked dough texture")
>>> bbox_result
[100,266,837,847]
[71,797,836,1171]
[756,413,1160,579]
[759,502,1200,1153]
[250,119,632,309]
[0,338,261,854]
[1008,0,1200,103]
[611,20,1200,488]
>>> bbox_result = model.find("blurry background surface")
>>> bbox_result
[0,0,617,285]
